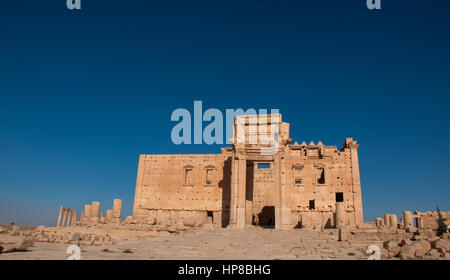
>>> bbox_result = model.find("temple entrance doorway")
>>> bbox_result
[245,161,276,228]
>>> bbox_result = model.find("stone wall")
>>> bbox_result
[132,116,363,229]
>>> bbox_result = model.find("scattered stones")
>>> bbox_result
[383,240,399,250]
[431,239,450,252]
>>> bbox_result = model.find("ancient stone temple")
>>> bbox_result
[132,114,364,229]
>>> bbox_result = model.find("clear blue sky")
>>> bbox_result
[1,0,449,226]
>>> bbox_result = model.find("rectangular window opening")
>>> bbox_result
[207,211,214,224]
[317,168,325,184]
[205,168,213,185]
[336,192,344,202]
[309,200,315,210]
[257,163,270,169]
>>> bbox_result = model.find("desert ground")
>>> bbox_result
[0,227,368,260]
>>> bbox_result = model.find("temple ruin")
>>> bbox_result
[2,113,448,260]
[133,113,364,229]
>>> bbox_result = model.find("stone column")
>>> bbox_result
[384,214,391,227]
[403,210,414,228]
[91,201,100,220]
[84,204,92,218]
[274,155,282,229]
[62,209,67,228]
[106,209,113,223]
[228,154,238,227]
[348,140,364,225]
[279,155,292,229]
[84,204,92,225]
[390,214,398,228]
[335,202,346,228]
[113,199,122,221]
[66,211,72,227]
[235,157,247,229]
[71,211,78,226]
[56,206,63,227]
[375,217,383,228]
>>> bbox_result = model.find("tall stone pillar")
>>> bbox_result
[84,204,92,218]
[56,206,63,227]
[91,201,100,218]
[235,157,247,229]
[274,155,282,229]
[62,209,67,228]
[66,211,72,227]
[84,204,92,225]
[335,202,346,228]
[106,209,113,223]
[403,210,414,228]
[348,139,364,225]
[228,155,237,227]
[384,214,391,227]
[390,214,398,228]
[113,199,122,221]
[279,155,292,229]
[71,211,78,226]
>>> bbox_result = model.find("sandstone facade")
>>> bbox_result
[133,114,364,229]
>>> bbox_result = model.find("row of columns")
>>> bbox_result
[56,206,78,227]
[57,199,122,227]
[81,199,122,225]
[375,211,414,229]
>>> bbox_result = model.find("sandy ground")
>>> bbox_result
[0,227,369,260]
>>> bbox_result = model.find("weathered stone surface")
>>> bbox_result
[417,239,431,252]
[125,216,137,224]
[1,228,369,260]
[0,235,33,253]
[399,244,419,260]
[383,240,399,250]
[431,239,450,252]
[183,217,196,227]
[338,226,348,242]
[145,217,156,225]
[388,246,401,258]
[0,244,16,253]
[400,239,413,247]
[39,113,449,259]
[130,115,364,229]
[427,248,441,258]
[68,232,80,242]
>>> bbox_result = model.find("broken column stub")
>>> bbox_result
[112,199,122,223]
